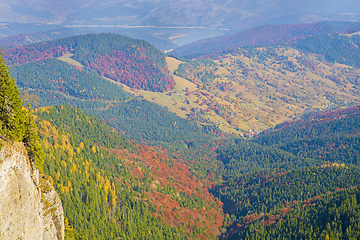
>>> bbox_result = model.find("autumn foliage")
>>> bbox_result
[86,50,175,91]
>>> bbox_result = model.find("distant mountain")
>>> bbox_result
[3,0,360,29]
[171,21,360,57]
[2,1,360,50]
[0,27,179,52]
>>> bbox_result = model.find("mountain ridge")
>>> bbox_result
[171,21,360,57]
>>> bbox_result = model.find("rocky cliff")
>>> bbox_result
[0,140,65,240]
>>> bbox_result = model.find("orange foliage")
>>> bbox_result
[98,143,224,239]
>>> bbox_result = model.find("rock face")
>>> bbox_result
[0,141,65,240]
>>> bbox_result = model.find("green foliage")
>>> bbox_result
[36,105,133,151]
[6,33,174,92]
[213,165,360,223]
[255,107,360,146]
[92,99,213,144]
[216,140,315,175]
[0,53,27,141]
[234,187,360,240]
[34,105,221,239]
[10,58,129,103]
[0,52,44,170]
[174,59,220,83]
[23,110,45,171]
[215,106,360,239]
[254,106,360,165]
[295,33,360,68]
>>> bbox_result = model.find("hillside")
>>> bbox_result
[211,105,360,239]
[254,105,360,165]
[4,31,360,239]
[215,105,360,175]
[5,33,175,92]
[34,105,223,239]
[6,35,228,159]
[29,102,360,239]
[7,32,360,136]
[10,57,217,145]
[294,32,360,68]
[166,45,360,133]
[222,180,360,240]
[171,21,360,57]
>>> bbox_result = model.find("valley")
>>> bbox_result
[1,19,360,240]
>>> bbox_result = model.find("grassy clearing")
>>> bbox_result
[173,75,197,92]
[58,53,83,67]
[166,57,183,72]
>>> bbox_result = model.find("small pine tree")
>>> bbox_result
[0,52,44,171]
[0,53,27,141]
[23,106,45,171]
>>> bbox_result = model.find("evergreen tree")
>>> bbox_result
[0,52,26,141]
[0,51,44,171]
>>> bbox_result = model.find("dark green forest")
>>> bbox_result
[231,187,360,240]
[212,105,360,239]
[295,33,360,68]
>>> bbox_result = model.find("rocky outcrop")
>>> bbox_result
[0,141,64,240]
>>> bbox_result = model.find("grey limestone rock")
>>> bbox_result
[0,141,64,240]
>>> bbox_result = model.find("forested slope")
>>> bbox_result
[254,105,360,165]
[34,105,223,239]
[294,33,360,68]
[213,105,360,239]
[171,21,360,57]
[5,33,174,92]
[230,186,360,240]
[8,49,217,146]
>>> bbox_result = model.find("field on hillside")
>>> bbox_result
[171,47,360,133]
